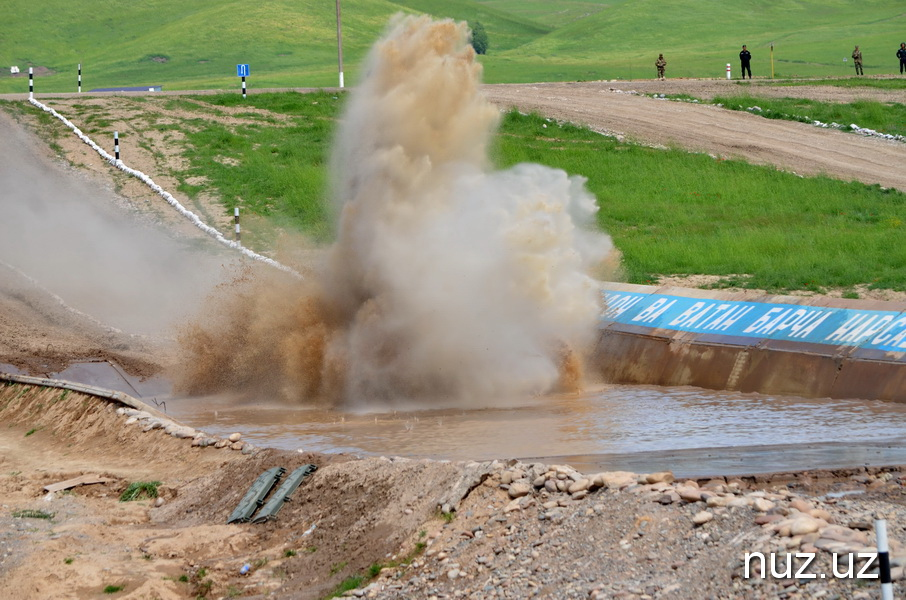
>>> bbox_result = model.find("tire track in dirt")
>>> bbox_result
[483,81,906,192]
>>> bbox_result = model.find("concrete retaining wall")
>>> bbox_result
[595,283,906,402]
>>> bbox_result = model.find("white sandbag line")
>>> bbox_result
[28,98,302,279]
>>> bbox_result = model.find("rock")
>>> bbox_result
[676,486,702,503]
[705,496,729,508]
[752,498,775,512]
[790,516,821,536]
[214,439,229,449]
[230,441,245,451]
[504,499,522,513]
[168,425,196,439]
[228,432,242,442]
[645,471,674,484]
[447,569,460,580]
[544,480,558,494]
[693,511,714,526]
[789,498,812,513]
[153,497,165,508]
[567,479,589,494]
[819,525,869,545]
[571,490,588,501]
[727,497,751,508]
[809,508,834,523]
[508,483,532,499]
[532,475,547,488]
[598,471,637,490]
[755,514,783,525]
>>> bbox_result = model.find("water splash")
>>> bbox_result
[176,16,613,406]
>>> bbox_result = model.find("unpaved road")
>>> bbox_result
[483,79,906,192]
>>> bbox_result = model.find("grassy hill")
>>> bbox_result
[1,0,904,92]
[484,0,906,82]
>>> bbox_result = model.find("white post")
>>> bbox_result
[114,131,120,162]
[726,63,731,80]
[336,0,345,88]
[241,76,247,99]
[29,67,33,99]
[234,207,241,246]
[78,63,82,93]
[876,519,893,600]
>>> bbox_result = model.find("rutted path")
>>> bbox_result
[482,80,906,192]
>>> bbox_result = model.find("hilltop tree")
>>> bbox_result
[469,21,489,55]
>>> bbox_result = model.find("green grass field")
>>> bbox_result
[711,94,906,137]
[35,91,900,294]
[2,0,905,93]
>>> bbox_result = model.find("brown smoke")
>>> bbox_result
[175,16,613,407]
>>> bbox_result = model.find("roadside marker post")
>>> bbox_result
[237,64,249,98]
[876,519,893,600]
[114,131,120,162]
[234,207,241,246]
[726,63,731,80]
[29,67,33,98]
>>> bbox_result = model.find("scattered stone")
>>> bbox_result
[790,516,821,536]
[508,483,532,499]
[693,511,714,526]
[645,472,674,484]
[228,432,242,443]
[752,498,774,512]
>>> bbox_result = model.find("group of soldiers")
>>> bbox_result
[654,42,906,79]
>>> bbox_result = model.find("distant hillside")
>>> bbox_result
[1,0,904,92]
[485,0,906,82]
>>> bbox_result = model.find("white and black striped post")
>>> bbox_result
[876,519,894,600]
[28,67,33,99]
[78,63,82,93]
[241,76,246,99]
[114,131,120,162]
[234,207,241,245]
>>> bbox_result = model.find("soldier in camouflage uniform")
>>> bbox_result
[655,54,666,80]
[852,46,863,75]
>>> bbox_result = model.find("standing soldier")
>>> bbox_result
[739,45,752,79]
[898,43,906,75]
[852,46,863,75]
[655,54,667,80]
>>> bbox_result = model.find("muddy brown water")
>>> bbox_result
[165,385,906,478]
[43,361,906,478]
[2,360,904,478]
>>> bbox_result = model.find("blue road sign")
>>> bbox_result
[237,64,250,77]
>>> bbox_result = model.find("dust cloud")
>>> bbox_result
[176,16,613,407]
[0,111,234,338]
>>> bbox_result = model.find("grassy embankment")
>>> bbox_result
[35,91,903,294]
[3,0,905,93]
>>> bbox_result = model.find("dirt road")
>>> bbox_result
[483,80,906,192]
